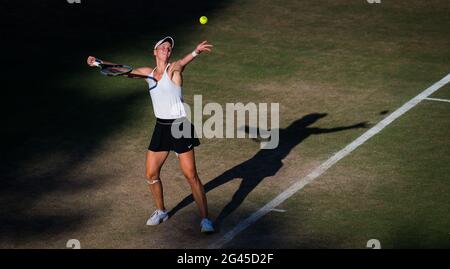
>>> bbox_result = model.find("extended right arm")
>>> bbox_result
[86,56,152,79]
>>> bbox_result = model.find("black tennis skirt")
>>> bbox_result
[148,118,200,154]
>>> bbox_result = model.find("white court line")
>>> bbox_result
[270,209,287,213]
[424,97,450,103]
[209,73,450,249]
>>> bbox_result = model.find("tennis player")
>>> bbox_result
[87,37,214,233]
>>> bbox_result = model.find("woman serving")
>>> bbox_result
[87,36,214,233]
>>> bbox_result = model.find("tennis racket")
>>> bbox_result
[91,58,158,89]
[93,59,133,77]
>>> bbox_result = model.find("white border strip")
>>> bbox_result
[209,73,450,249]
[270,209,287,213]
[424,97,450,103]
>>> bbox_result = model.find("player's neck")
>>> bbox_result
[155,60,168,74]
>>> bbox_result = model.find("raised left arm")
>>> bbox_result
[171,40,213,73]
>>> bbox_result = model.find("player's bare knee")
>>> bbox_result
[145,171,160,184]
[184,173,200,186]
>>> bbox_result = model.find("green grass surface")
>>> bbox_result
[1,0,449,248]
[229,100,450,248]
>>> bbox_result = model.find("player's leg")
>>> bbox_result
[177,149,208,219]
[145,150,170,210]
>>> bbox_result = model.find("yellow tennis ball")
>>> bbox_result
[199,16,208,24]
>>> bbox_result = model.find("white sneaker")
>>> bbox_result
[200,218,215,233]
[146,209,169,226]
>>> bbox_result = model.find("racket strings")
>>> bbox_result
[101,65,133,76]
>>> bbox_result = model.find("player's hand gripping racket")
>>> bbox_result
[92,59,133,77]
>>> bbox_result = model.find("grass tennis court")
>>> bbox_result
[1,0,449,248]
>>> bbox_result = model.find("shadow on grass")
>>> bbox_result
[170,113,369,229]
[0,0,230,245]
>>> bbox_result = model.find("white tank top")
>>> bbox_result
[146,64,187,119]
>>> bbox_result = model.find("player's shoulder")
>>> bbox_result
[134,66,154,77]
[136,66,153,72]
[169,61,180,67]
[169,61,183,71]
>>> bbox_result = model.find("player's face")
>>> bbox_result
[154,42,172,60]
